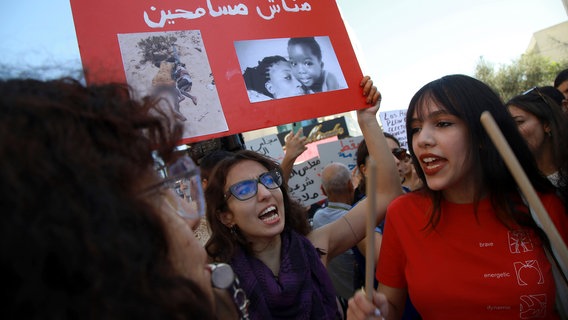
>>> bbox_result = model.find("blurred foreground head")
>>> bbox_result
[0,78,214,319]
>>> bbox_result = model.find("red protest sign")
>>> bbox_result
[70,0,366,143]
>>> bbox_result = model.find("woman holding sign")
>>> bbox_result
[204,76,403,319]
[348,75,568,319]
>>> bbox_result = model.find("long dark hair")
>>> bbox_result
[205,150,311,262]
[405,74,555,229]
[506,87,568,205]
[0,78,213,319]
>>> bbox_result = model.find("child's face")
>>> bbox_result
[288,44,323,87]
[265,61,304,98]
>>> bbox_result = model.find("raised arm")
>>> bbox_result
[309,76,402,260]
[280,128,308,186]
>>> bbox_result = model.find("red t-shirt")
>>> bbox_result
[376,191,567,319]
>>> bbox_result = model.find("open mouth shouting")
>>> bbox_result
[420,154,446,176]
[259,205,280,225]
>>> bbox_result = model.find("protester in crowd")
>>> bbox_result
[243,55,306,102]
[312,162,358,315]
[200,150,235,190]
[204,76,403,319]
[353,138,370,203]
[506,86,568,205]
[538,85,565,108]
[383,133,422,193]
[554,68,568,102]
[0,78,240,319]
[400,157,422,193]
[354,135,421,319]
[190,149,235,246]
[383,133,407,185]
[351,138,383,291]
[287,37,342,93]
[349,74,568,319]
[554,68,568,112]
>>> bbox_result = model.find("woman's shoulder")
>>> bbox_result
[385,191,431,225]
[535,191,568,244]
[323,70,341,90]
[537,191,566,220]
[389,190,430,208]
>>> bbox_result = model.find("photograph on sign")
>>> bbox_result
[117,30,228,139]
[71,0,366,143]
[235,36,348,103]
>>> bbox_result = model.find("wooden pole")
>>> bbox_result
[365,157,377,300]
[480,111,568,274]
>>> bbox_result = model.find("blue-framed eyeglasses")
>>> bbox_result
[224,170,282,201]
[142,155,205,220]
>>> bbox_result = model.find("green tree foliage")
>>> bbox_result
[475,53,568,102]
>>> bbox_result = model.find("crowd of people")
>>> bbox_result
[2,66,568,320]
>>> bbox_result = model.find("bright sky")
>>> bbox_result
[0,0,566,112]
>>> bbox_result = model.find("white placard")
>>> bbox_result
[379,109,408,149]
[316,136,363,171]
[245,134,285,162]
[287,157,325,206]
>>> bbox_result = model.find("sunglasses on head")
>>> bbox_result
[391,148,409,161]
[224,170,283,201]
[523,86,554,109]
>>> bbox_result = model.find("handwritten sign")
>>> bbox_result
[70,0,367,143]
[316,136,363,171]
[245,134,285,162]
[379,109,408,149]
[287,157,325,206]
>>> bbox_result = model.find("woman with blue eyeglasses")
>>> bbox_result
[205,76,403,319]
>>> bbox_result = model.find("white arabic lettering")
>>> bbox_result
[207,0,248,17]
[256,0,281,20]
[144,0,311,27]
[143,6,207,28]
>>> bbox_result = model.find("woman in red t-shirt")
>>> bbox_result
[347,75,568,320]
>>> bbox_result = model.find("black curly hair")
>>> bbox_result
[0,78,214,319]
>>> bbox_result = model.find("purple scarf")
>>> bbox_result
[231,230,339,320]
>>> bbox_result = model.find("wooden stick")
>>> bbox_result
[480,111,568,275]
[365,157,377,300]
